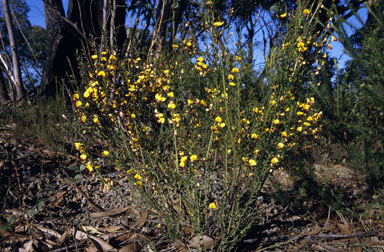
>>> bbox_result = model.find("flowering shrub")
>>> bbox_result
[72,1,328,250]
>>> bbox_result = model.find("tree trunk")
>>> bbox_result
[40,0,127,97]
[1,0,25,101]
[0,72,10,104]
[40,0,74,97]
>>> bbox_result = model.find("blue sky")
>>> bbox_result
[26,0,367,69]
[27,0,68,28]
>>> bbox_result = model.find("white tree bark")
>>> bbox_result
[1,0,25,101]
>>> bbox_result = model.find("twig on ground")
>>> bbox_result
[304,231,379,240]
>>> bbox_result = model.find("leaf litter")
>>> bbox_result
[0,129,383,251]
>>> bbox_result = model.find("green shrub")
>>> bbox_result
[71,1,328,250]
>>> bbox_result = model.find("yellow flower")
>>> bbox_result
[228,74,234,80]
[306,116,313,121]
[271,157,279,165]
[91,55,98,60]
[272,119,280,125]
[249,159,257,166]
[155,93,166,102]
[213,21,224,27]
[74,142,82,151]
[157,116,165,124]
[172,44,179,48]
[251,133,259,139]
[83,87,93,98]
[167,92,174,98]
[218,122,226,128]
[229,82,236,86]
[97,71,106,77]
[197,56,204,62]
[215,116,222,123]
[303,9,310,15]
[279,13,287,18]
[231,67,239,73]
[209,202,217,210]
[75,100,82,108]
[304,122,311,127]
[278,143,284,149]
[102,150,109,157]
[281,131,288,138]
[92,115,99,124]
[297,126,303,132]
[80,153,87,160]
[73,93,80,100]
[190,155,198,162]
[134,174,142,180]
[85,162,93,172]
[179,161,185,168]
[168,101,176,109]
[297,111,304,116]
[109,54,117,61]
[181,156,188,162]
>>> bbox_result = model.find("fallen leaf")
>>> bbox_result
[19,240,33,252]
[56,229,71,246]
[75,230,88,240]
[88,235,117,252]
[90,206,130,219]
[118,242,141,252]
[113,233,132,243]
[184,226,195,236]
[171,239,185,249]
[188,235,216,249]
[98,226,123,233]
[135,210,148,227]
[337,223,352,235]
[14,224,28,233]
[322,223,337,233]
[33,224,61,239]
[307,226,322,236]
[113,232,149,244]
[82,226,104,236]
[86,246,99,252]
[47,190,68,207]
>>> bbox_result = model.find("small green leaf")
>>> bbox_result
[75,174,83,180]
[9,216,16,225]
[68,165,79,171]
[28,209,38,216]
[37,198,49,211]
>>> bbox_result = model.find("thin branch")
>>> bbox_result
[304,231,379,240]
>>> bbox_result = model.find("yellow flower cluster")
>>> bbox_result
[73,141,106,172]
[297,36,308,53]
[195,56,208,77]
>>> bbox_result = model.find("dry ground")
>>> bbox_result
[1,126,383,251]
